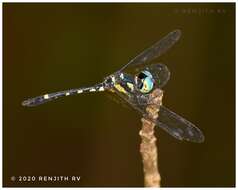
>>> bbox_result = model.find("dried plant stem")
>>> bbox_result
[139,89,163,187]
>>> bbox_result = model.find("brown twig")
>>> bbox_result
[139,88,163,187]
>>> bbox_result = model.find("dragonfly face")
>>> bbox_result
[111,70,157,96]
[22,29,205,143]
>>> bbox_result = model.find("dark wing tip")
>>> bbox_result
[195,132,205,143]
[186,127,205,143]
[172,29,182,41]
[174,29,182,33]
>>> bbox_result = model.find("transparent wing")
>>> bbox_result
[119,30,181,72]
[105,91,132,110]
[157,106,205,143]
[146,63,171,88]
[113,90,204,143]
[112,86,146,114]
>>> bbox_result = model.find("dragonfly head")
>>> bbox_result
[135,70,155,94]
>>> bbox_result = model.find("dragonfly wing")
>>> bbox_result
[146,63,170,88]
[119,30,181,72]
[115,92,205,143]
[111,85,147,115]
[111,80,204,143]
[157,106,205,143]
[105,91,133,110]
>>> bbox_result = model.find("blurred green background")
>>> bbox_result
[3,3,235,187]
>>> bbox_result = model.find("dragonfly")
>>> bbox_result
[22,30,204,143]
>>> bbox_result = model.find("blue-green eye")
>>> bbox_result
[135,70,154,93]
[139,77,154,93]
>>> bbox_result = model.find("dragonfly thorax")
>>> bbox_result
[135,70,154,94]
[104,75,117,88]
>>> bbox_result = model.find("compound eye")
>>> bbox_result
[135,71,154,93]
[140,77,154,93]
[138,72,147,80]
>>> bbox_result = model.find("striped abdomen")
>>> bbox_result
[22,83,106,107]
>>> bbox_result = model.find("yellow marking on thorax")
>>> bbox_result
[109,89,115,93]
[126,82,134,91]
[114,84,127,94]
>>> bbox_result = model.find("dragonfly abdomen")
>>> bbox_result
[22,83,106,107]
